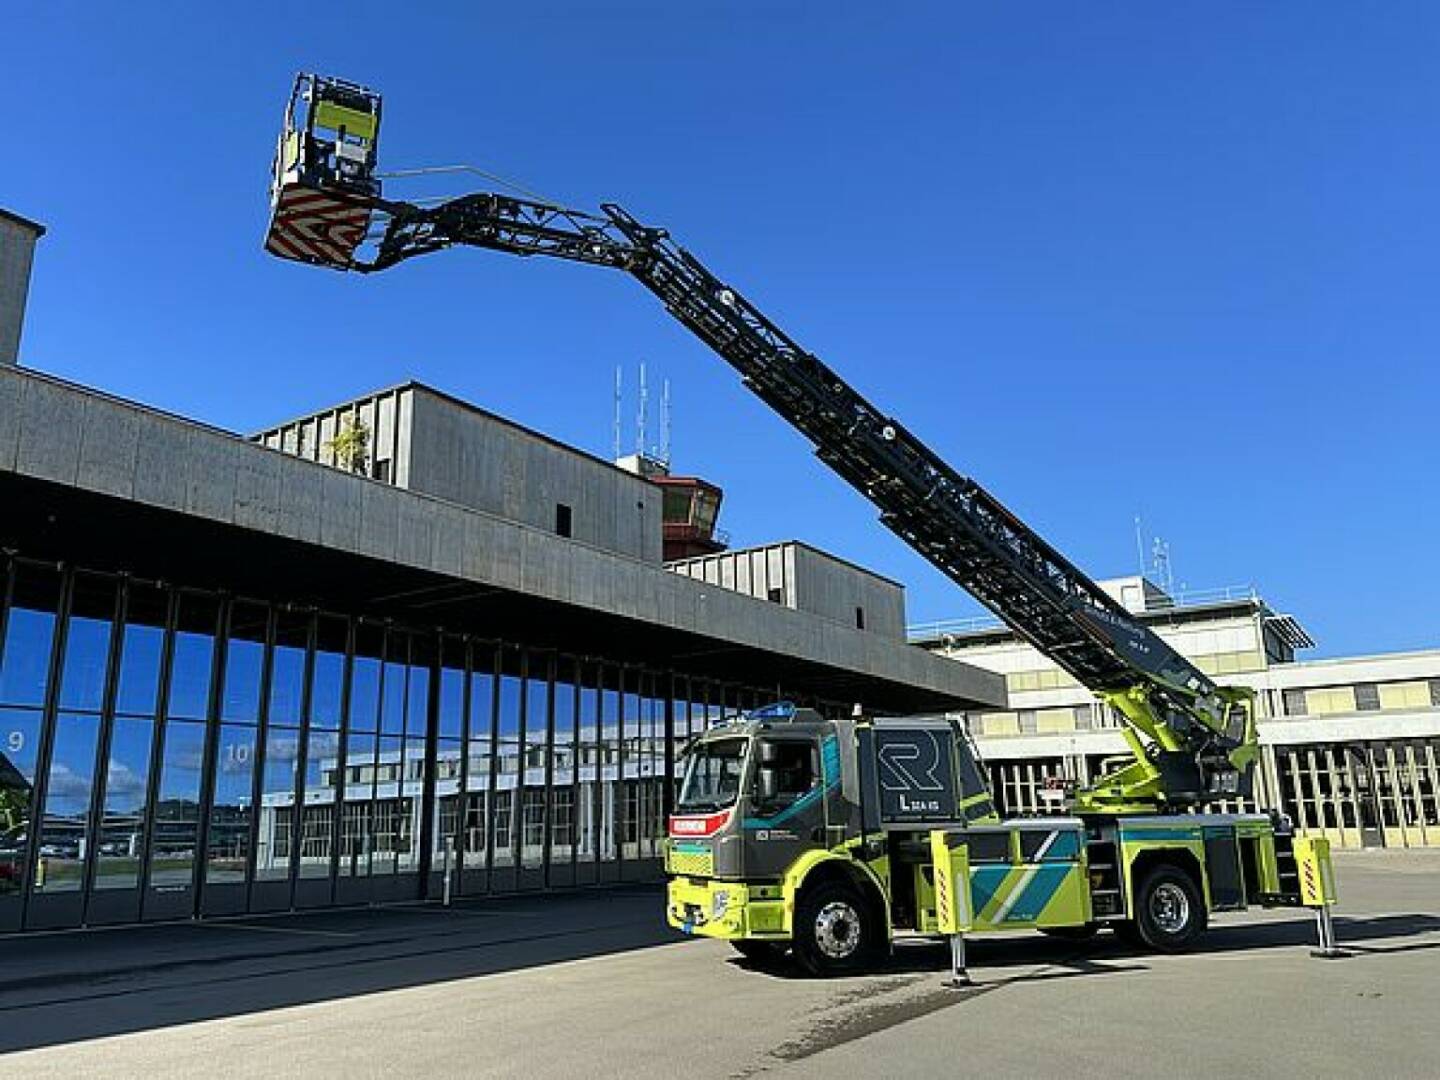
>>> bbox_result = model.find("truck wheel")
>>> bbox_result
[731,940,788,965]
[793,882,877,977]
[1133,865,1206,952]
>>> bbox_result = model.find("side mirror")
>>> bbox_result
[756,741,783,766]
[755,766,780,804]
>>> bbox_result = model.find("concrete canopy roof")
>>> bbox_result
[0,366,1004,714]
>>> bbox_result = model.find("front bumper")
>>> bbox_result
[666,878,787,941]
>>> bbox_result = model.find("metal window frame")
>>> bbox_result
[136,585,181,915]
[539,650,557,885]
[79,573,127,919]
[192,592,234,909]
[17,561,73,925]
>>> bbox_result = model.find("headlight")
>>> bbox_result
[712,890,730,918]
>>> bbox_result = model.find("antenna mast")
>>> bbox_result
[612,366,623,461]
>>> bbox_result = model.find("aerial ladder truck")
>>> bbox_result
[264,74,1341,975]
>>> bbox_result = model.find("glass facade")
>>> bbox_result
[0,555,843,931]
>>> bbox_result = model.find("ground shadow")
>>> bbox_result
[0,884,691,1053]
[728,912,1440,979]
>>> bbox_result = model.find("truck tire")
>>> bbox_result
[1132,865,1206,952]
[792,881,878,977]
[731,940,788,965]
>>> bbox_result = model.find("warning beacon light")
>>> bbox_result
[264,73,383,271]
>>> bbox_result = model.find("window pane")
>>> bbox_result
[464,658,494,870]
[58,575,116,713]
[222,604,267,723]
[439,660,464,741]
[371,735,406,875]
[436,737,462,865]
[0,572,61,707]
[0,707,42,895]
[553,671,577,861]
[397,737,425,873]
[33,712,100,893]
[256,727,299,881]
[116,585,167,717]
[338,732,375,878]
[622,685,640,857]
[600,680,620,863]
[300,729,339,879]
[311,618,347,732]
[207,724,256,884]
[522,673,550,869]
[96,716,153,890]
[167,596,217,721]
[350,638,381,735]
[577,677,601,864]
[151,720,204,888]
[268,614,310,726]
[492,673,521,868]
[406,660,430,738]
[380,630,409,737]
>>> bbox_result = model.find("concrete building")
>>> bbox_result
[0,353,1001,934]
[0,209,44,366]
[667,542,907,641]
[913,577,1440,849]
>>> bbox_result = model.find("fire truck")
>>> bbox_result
[264,74,1339,975]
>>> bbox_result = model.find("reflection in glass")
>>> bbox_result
[300,728,340,879]
[116,621,164,718]
[463,664,494,870]
[397,736,425,873]
[406,664,429,737]
[311,639,345,731]
[96,716,153,890]
[439,664,463,740]
[349,644,381,735]
[58,606,113,713]
[435,736,463,866]
[168,601,216,720]
[492,675,521,869]
[256,727,298,881]
[577,678,601,865]
[371,735,407,874]
[222,606,266,723]
[522,675,550,869]
[552,673,577,859]
[0,708,41,895]
[269,617,310,726]
[0,607,57,708]
[381,656,406,736]
[206,724,256,884]
[151,720,204,888]
[338,732,375,879]
[34,712,100,893]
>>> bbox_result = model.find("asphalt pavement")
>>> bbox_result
[2,849,1437,1079]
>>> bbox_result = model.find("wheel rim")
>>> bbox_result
[1149,882,1190,934]
[813,900,862,959]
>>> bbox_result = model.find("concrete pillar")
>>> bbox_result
[0,209,44,366]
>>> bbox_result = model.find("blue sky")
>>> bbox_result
[5,2,1437,658]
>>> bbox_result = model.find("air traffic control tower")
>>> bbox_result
[0,208,44,366]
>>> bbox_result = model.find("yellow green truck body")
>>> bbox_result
[665,708,1336,975]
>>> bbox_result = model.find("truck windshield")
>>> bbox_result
[676,737,749,813]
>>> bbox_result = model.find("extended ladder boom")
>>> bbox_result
[263,76,1256,810]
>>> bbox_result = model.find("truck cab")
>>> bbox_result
[666,703,995,973]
